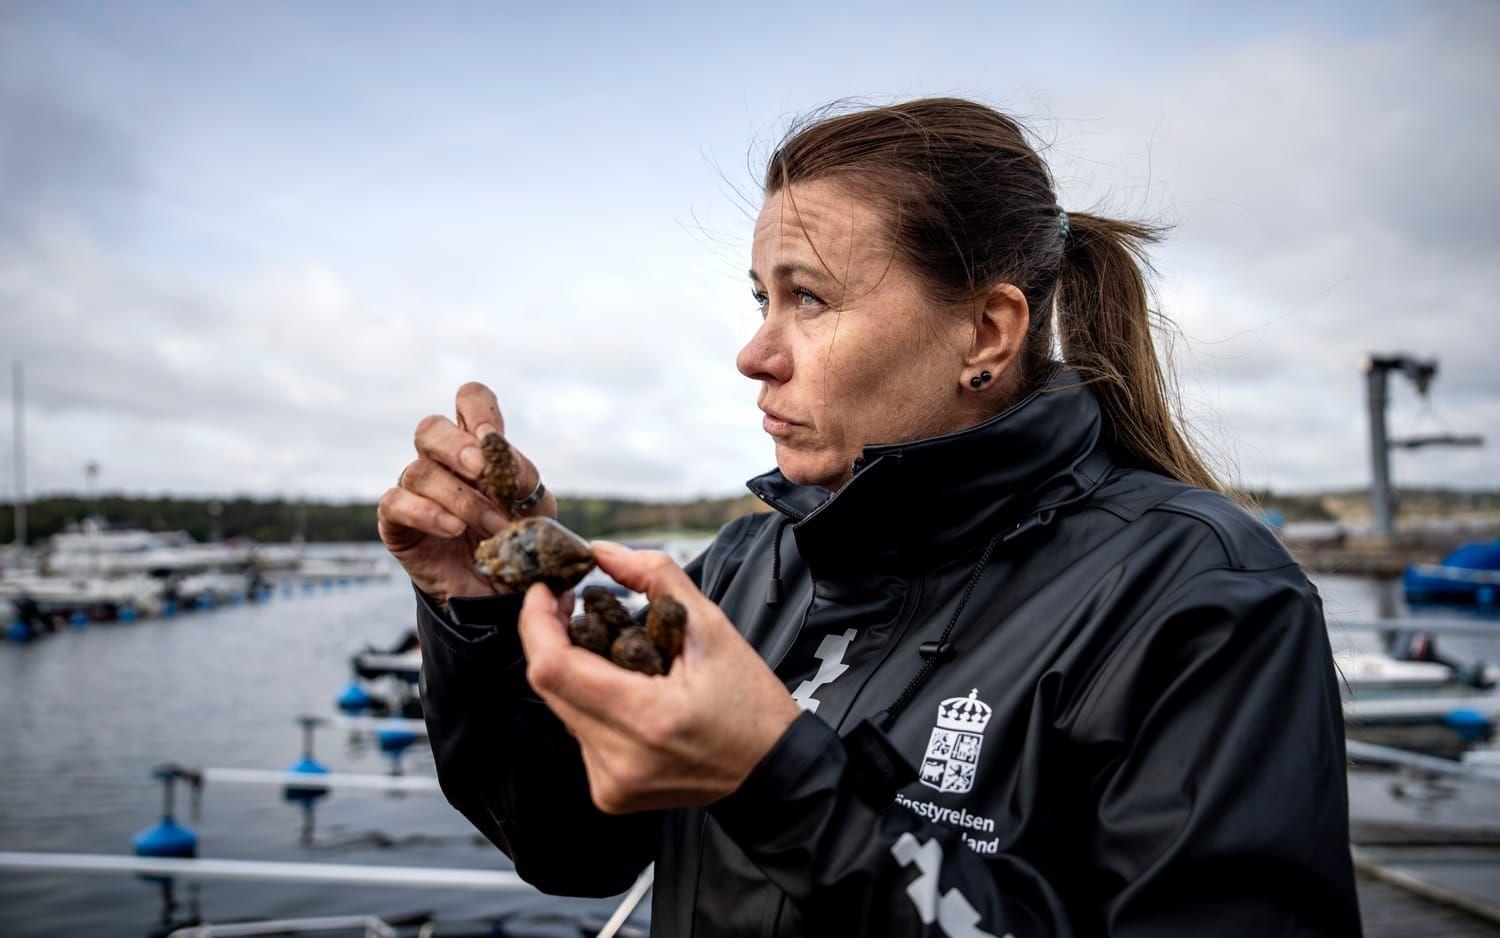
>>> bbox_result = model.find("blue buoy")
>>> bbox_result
[118,605,137,623]
[1443,708,1492,744]
[133,768,198,858]
[1479,586,1497,607]
[284,754,330,802]
[8,619,33,643]
[132,816,198,858]
[198,595,215,610]
[377,724,417,757]
[336,681,374,715]
[281,585,294,598]
[162,600,179,617]
[283,716,332,803]
[69,611,89,628]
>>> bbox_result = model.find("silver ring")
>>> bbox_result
[513,480,546,513]
[397,466,409,488]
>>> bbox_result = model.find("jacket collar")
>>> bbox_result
[745,367,1113,575]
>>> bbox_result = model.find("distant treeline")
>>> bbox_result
[2,486,1495,545]
[1245,487,1500,523]
[0,493,768,544]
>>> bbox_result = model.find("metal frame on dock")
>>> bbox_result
[0,852,526,889]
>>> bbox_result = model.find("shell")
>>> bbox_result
[645,596,686,662]
[568,613,613,656]
[610,627,664,676]
[474,516,596,592]
[582,586,634,636]
[480,433,519,507]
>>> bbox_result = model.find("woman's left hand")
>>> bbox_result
[517,540,802,814]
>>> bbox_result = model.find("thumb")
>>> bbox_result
[591,541,693,599]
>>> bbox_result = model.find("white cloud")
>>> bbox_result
[1,3,1495,504]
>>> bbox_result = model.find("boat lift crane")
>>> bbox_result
[1363,354,1483,536]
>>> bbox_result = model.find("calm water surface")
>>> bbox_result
[2,554,1497,936]
[0,548,624,937]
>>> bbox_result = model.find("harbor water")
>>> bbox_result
[1,551,1497,936]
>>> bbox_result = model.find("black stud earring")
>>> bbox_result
[969,376,983,389]
[981,370,992,383]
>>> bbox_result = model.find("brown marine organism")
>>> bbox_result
[475,516,596,593]
[567,612,613,657]
[474,437,689,674]
[583,586,635,635]
[565,587,687,675]
[610,626,665,676]
[472,433,596,592]
[480,432,520,508]
[645,595,686,662]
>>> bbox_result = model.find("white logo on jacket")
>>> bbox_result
[891,832,1007,938]
[789,628,857,714]
[919,689,992,794]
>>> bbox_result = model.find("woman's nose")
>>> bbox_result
[736,321,792,384]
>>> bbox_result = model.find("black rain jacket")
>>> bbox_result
[414,368,1362,937]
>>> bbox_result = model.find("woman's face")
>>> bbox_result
[738,180,979,491]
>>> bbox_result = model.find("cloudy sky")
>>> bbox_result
[2,0,1496,501]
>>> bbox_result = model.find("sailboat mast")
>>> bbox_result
[12,361,25,550]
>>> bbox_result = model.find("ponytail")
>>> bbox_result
[1054,212,1226,494]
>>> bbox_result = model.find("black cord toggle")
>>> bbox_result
[918,640,956,662]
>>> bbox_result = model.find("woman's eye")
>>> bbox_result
[751,290,769,312]
[793,288,823,309]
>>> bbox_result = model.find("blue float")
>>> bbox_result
[68,611,89,628]
[377,723,417,757]
[118,605,137,623]
[7,619,33,643]
[162,600,180,617]
[336,681,375,715]
[132,816,198,858]
[283,717,332,803]
[1405,540,1500,608]
[1442,708,1492,744]
[133,768,198,858]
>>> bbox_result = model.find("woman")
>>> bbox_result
[378,98,1362,937]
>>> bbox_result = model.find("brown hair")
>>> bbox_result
[764,97,1225,494]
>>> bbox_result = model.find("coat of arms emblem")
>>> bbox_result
[919,689,992,794]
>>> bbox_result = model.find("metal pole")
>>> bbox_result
[1364,358,1394,536]
[12,362,25,550]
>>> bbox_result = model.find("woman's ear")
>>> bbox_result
[960,283,1029,389]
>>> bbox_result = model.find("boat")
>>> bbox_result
[43,525,256,578]
[1404,540,1500,607]
[0,570,167,620]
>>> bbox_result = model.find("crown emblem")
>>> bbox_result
[935,689,992,733]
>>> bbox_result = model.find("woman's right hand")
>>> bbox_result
[378,381,558,603]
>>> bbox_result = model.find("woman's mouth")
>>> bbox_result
[760,407,799,436]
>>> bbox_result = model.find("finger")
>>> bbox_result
[590,542,695,600]
[503,447,548,518]
[455,381,505,441]
[378,486,466,538]
[402,458,508,537]
[414,413,487,482]
[519,583,659,720]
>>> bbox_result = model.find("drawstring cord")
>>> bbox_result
[766,515,790,605]
[876,523,1013,731]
